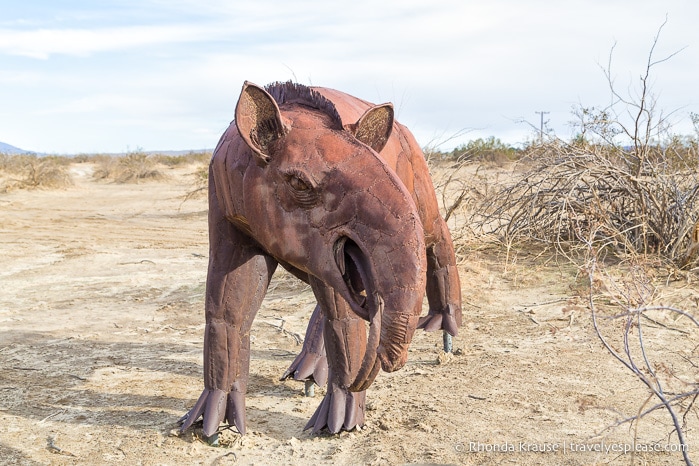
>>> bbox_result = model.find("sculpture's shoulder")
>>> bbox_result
[209,121,255,222]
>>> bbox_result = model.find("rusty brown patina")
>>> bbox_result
[179,81,462,437]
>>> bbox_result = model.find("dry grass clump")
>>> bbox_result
[0,154,73,192]
[93,152,166,183]
[154,151,211,167]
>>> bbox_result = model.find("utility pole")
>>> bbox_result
[535,111,549,144]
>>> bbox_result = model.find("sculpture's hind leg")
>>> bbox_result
[280,303,328,387]
[418,217,462,336]
[304,277,367,434]
[180,177,277,438]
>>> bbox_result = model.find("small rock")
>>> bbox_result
[437,351,453,365]
[417,422,433,433]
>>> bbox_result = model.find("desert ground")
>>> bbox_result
[1,159,697,465]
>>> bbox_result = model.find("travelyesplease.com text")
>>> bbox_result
[457,441,688,455]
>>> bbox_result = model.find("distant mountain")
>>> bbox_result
[0,141,29,154]
[0,143,212,156]
[144,149,213,156]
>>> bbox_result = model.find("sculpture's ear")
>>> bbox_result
[235,81,288,164]
[348,103,394,153]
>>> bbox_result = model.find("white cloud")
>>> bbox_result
[0,24,221,59]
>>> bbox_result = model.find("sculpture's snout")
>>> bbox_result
[331,224,425,392]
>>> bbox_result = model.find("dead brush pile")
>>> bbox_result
[432,140,699,464]
[441,22,699,272]
[0,154,73,192]
[93,152,166,183]
[428,158,502,262]
[460,140,699,268]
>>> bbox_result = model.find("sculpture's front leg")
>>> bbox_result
[304,277,367,434]
[180,182,277,438]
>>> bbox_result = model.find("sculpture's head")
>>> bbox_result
[231,82,427,390]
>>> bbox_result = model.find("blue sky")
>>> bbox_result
[1,1,698,154]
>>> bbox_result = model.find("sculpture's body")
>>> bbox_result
[180,82,461,437]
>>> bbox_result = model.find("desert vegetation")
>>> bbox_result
[0,150,211,192]
[91,150,210,184]
[426,136,519,166]
[426,141,698,464]
[91,152,166,183]
[425,27,699,465]
[0,154,73,192]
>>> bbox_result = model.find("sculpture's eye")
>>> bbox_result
[282,169,319,209]
[289,175,310,192]
[284,169,315,192]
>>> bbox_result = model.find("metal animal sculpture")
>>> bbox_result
[179,81,461,438]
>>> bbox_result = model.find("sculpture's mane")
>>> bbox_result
[265,81,343,130]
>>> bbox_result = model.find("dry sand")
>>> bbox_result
[1,161,696,465]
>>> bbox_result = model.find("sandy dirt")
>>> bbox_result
[1,161,696,465]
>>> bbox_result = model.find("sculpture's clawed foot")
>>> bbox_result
[281,348,328,387]
[179,388,246,437]
[418,303,459,336]
[305,384,366,434]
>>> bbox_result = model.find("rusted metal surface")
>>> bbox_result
[179,81,462,437]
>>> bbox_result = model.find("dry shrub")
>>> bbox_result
[0,154,73,192]
[427,136,518,168]
[428,159,498,261]
[435,141,699,463]
[93,152,166,183]
[91,155,119,181]
[463,140,699,267]
[456,24,699,269]
[428,152,543,267]
[182,163,209,202]
[435,27,699,463]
